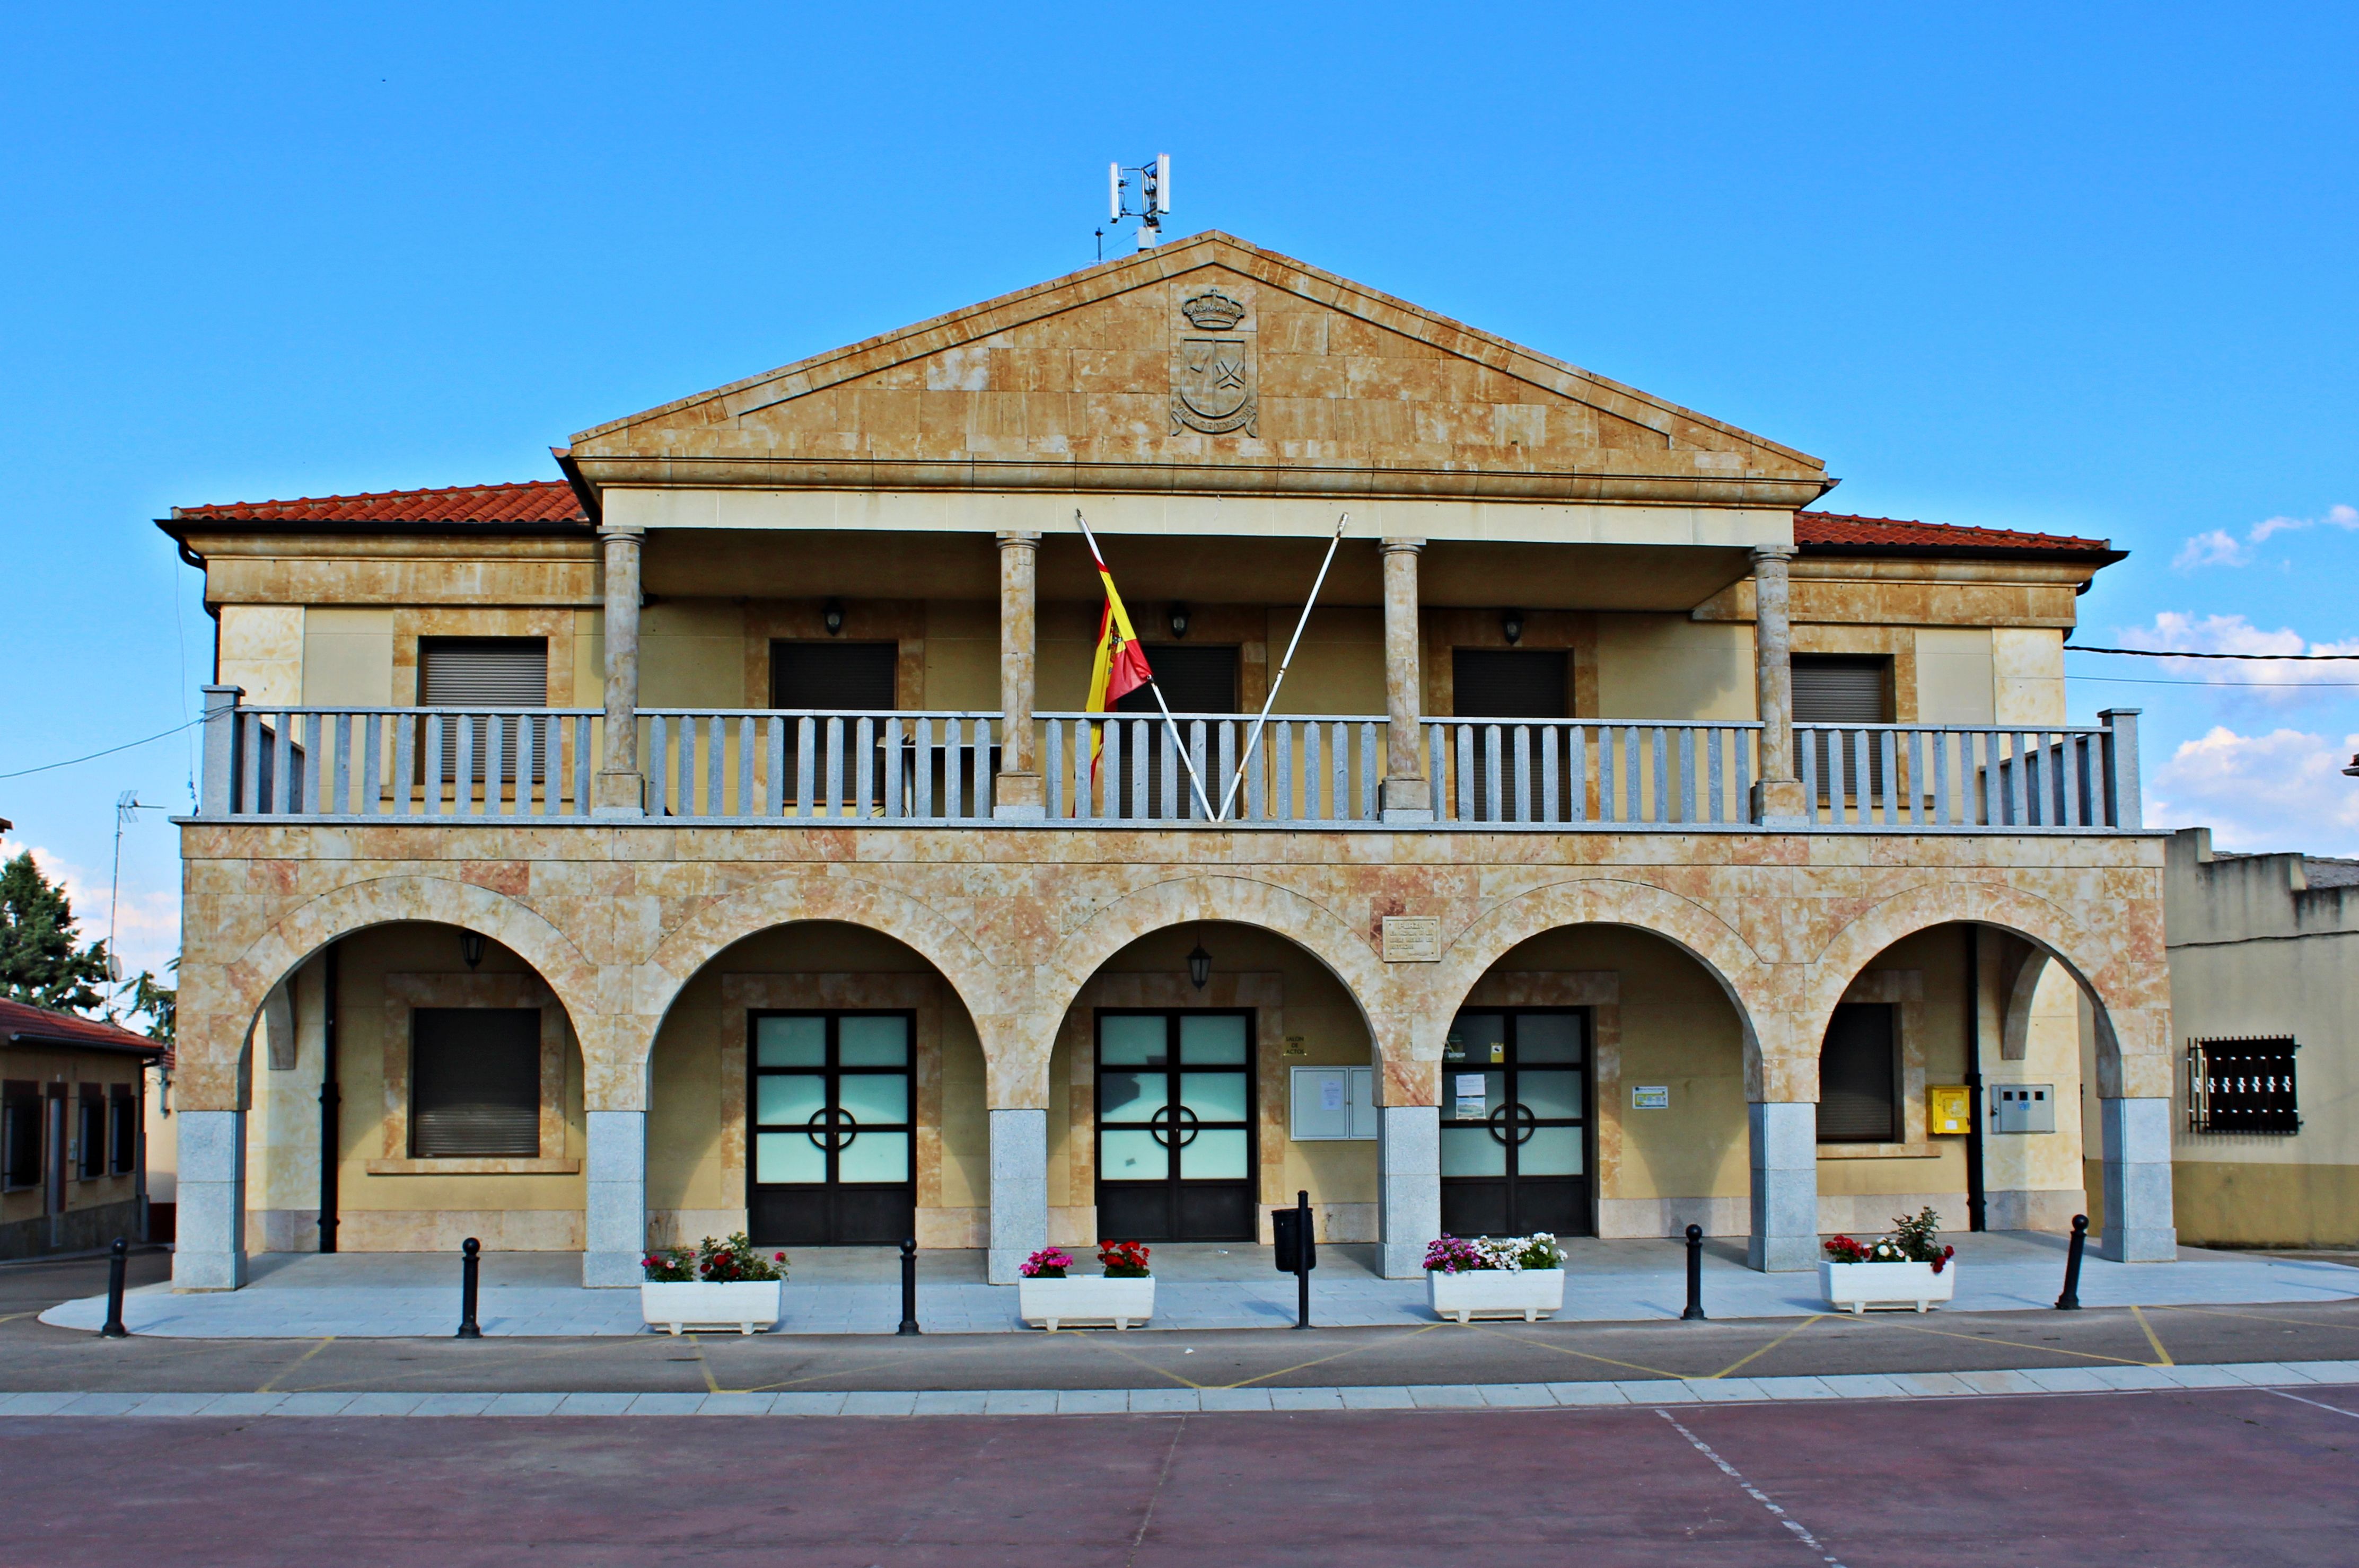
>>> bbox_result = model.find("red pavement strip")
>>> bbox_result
[2,1388,2354,1566]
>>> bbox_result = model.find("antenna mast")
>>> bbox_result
[1106,154,1172,252]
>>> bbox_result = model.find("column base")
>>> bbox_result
[582,1251,646,1289]
[584,1109,647,1287]
[988,1108,1048,1285]
[1748,1100,1819,1272]
[2099,1096,2177,1262]
[1380,776,1432,823]
[1378,1105,1440,1279]
[593,770,646,816]
[1751,778,1807,827]
[992,772,1045,819]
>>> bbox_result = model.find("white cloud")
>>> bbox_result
[2173,503,2358,572]
[2147,727,2359,856]
[2108,613,2359,704]
[0,836,180,984]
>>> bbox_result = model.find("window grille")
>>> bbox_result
[1819,1002,1900,1142]
[410,1008,541,1158]
[2187,1037,2300,1133]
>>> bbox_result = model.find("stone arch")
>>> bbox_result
[1798,879,2169,1098]
[1425,877,1776,1093]
[1025,875,1394,1109]
[634,871,1007,1108]
[185,875,598,1106]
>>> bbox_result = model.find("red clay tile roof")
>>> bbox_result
[169,480,588,528]
[0,998,165,1058]
[1795,510,2118,557]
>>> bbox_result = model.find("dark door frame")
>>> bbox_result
[1093,1007,1258,1244]
[746,1008,919,1247]
[1438,1007,1595,1239]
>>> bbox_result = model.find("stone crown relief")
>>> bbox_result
[1172,289,1257,437]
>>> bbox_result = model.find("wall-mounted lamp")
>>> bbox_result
[1501,609,1525,646]
[822,598,846,637]
[460,931,486,970]
[1168,602,1191,639]
[1187,939,1213,991]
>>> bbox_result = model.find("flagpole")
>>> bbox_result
[1074,510,1218,822]
[1218,513,1349,821]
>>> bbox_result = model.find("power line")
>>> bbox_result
[2072,674,2359,688]
[2067,644,2359,661]
[0,718,205,781]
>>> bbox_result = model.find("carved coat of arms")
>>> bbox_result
[1171,290,1257,436]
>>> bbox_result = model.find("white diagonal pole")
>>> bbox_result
[1074,510,1217,822]
[1217,513,1349,822]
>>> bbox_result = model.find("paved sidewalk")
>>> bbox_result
[39,1231,2358,1336]
[5,1356,2355,1419]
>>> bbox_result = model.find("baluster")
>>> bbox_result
[1270,721,1291,822]
[1736,726,1753,821]
[1877,729,1897,825]
[1214,722,1234,823]
[1541,724,1562,825]
[727,716,748,818]
[1188,721,1208,823]
[1097,719,1118,821]
[1478,725,1499,823]
[820,717,841,818]
[1356,722,1375,820]
[1511,726,1531,822]
[1123,719,1143,820]
[1452,724,1472,823]
[1799,728,1819,826]
[1704,728,1723,824]
[787,717,810,818]
[361,712,382,816]
[393,713,415,816]
[1672,729,1692,825]
[2084,728,2109,828]
[419,714,442,816]
[492,715,513,816]
[1569,725,1590,824]
[852,717,873,817]
[515,715,536,817]
[759,716,780,817]
[2009,731,2031,826]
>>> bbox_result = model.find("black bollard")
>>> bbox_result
[1293,1190,1314,1331]
[1680,1223,1707,1322]
[100,1237,129,1339]
[455,1237,483,1339]
[897,1237,921,1336]
[2056,1213,2088,1310]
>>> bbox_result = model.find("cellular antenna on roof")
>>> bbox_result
[1107,154,1172,253]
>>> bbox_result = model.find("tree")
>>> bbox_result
[118,966,177,1047]
[0,851,113,1014]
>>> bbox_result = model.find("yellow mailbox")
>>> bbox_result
[1926,1085,1972,1137]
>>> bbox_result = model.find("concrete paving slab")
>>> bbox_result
[1339,1386,1415,1409]
[1199,1388,1274,1412]
[911,1390,987,1415]
[984,1391,1059,1415]
[552,1393,636,1415]
[485,1393,565,1416]
[769,1394,847,1416]
[1813,1373,1913,1399]
[1477,1383,1557,1407]
[1619,1380,1697,1403]
[1125,1388,1201,1412]
[275,1393,359,1415]
[696,1394,777,1415]
[838,1391,918,1416]
[342,1394,428,1416]
[1266,1388,1345,1411]
[623,1394,707,1415]
[1407,1385,1485,1408]
[1746,1376,1840,1400]
[1054,1389,1130,1415]
[124,1392,220,1416]
[1688,1378,1766,1402]
[1547,1381,1632,1406]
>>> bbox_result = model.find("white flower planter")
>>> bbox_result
[1427,1267,1566,1324]
[1820,1260,1957,1314]
[639,1280,783,1335]
[1018,1275,1156,1330]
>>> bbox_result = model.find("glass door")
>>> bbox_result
[748,1011,916,1246]
[1094,1010,1256,1241]
[1439,1010,1590,1238]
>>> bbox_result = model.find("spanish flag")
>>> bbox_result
[1084,538,1154,777]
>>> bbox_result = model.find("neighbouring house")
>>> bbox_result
[156,231,2173,1292]
[0,998,164,1258]
[2147,827,2359,1246]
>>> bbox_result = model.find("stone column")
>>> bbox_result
[1749,544,1806,826]
[582,1109,646,1287]
[1746,1100,1818,1271]
[1377,1104,1440,1278]
[1379,538,1431,821]
[2098,1096,2177,1261]
[172,1109,247,1290]
[993,532,1045,820]
[199,685,243,816]
[593,525,646,816]
[987,1108,1048,1284]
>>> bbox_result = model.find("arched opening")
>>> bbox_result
[644,921,989,1255]
[1440,923,1754,1243]
[233,921,588,1261]
[1048,921,1383,1254]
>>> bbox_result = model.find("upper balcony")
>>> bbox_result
[195,695,2144,833]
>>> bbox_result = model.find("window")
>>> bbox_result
[1819,1002,1899,1143]
[75,1093,103,1180]
[410,1008,541,1158]
[1793,655,1890,800]
[1116,645,1238,715]
[770,641,898,710]
[1452,650,1570,821]
[109,1090,136,1176]
[2188,1037,2300,1133]
[1,1083,38,1191]
[420,638,550,783]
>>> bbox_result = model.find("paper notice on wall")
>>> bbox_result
[1454,1073,1487,1117]
[1320,1076,1345,1112]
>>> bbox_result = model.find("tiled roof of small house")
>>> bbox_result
[1794,511,2121,560]
[0,998,165,1058]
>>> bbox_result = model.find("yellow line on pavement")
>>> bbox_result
[1222,1323,1442,1390]
[0,1312,38,1326]
[1709,1315,1826,1379]
[1471,1326,1689,1382]
[738,1360,906,1394]
[1066,1332,1209,1390]
[685,1333,724,1393]
[2129,1306,2173,1366]
[1880,1320,2154,1367]
[2148,1303,2359,1334]
[258,1336,335,1394]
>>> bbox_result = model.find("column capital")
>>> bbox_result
[595,522,645,542]
[1750,543,1798,565]
[995,531,1041,549]
[1379,536,1427,556]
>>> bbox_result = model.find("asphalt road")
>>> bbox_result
[2,1244,2356,1395]
[5,1386,2356,1565]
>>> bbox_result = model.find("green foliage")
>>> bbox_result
[0,852,112,1014]
[117,967,177,1046]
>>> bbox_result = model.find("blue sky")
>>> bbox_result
[3,5,2355,979]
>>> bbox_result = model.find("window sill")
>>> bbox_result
[364,1157,581,1176]
[1816,1141,1941,1160]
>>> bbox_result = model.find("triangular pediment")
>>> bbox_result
[566,233,1827,507]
